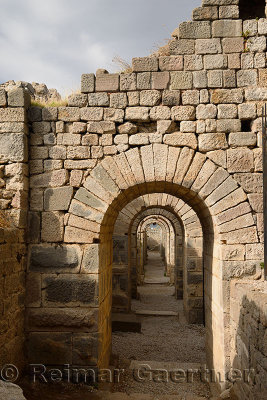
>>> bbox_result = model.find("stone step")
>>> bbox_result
[96,391,208,399]
[144,277,170,284]
[135,310,178,317]
[112,313,141,332]
[129,360,203,371]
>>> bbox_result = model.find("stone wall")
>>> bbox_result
[0,88,29,370]
[0,0,266,393]
[230,280,267,399]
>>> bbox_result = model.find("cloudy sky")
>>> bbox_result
[0,0,200,95]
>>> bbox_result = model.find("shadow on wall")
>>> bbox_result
[231,294,267,399]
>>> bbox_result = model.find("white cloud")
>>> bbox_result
[0,0,200,94]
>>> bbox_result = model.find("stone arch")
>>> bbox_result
[64,144,259,373]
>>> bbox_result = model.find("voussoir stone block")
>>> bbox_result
[44,186,73,211]
[212,19,242,37]
[132,57,158,72]
[29,244,82,272]
[178,21,211,39]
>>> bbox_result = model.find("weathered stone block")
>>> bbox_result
[162,90,180,106]
[140,90,161,106]
[127,91,139,106]
[234,173,262,193]
[163,132,197,149]
[196,104,217,119]
[258,18,267,35]
[179,21,211,39]
[193,71,208,88]
[212,19,242,37]
[43,274,98,306]
[0,89,7,107]
[27,308,98,331]
[193,6,218,20]
[8,88,31,108]
[58,107,81,122]
[0,133,27,162]
[96,73,119,92]
[41,211,64,242]
[81,244,99,273]
[110,93,127,109]
[169,39,195,55]
[150,106,171,120]
[246,243,264,260]
[30,170,69,188]
[170,72,193,90]
[81,73,95,93]
[29,244,82,272]
[68,94,88,107]
[217,119,241,132]
[0,107,25,122]
[249,36,266,52]
[184,55,203,71]
[27,332,72,364]
[223,70,236,88]
[180,121,196,132]
[72,333,98,366]
[132,57,158,72]
[237,70,258,87]
[229,133,256,147]
[159,56,183,71]
[104,108,124,123]
[171,106,195,121]
[195,38,222,54]
[211,89,243,104]
[129,133,149,145]
[208,70,223,88]
[182,90,199,105]
[87,121,115,134]
[259,69,267,87]
[81,107,103,121]
[221,244,245,261]
[125,107,150,121]
[151,72,170,90]
[117,122,137,134]
[198,133,228,151]
[227,148,254,173]
[137,72,151,90]
[219,5,239,19]
[222,37,243,54]
[44,186,73,211]
[217,104,237,119]
[248,193,263,212]
[204,54,227,70]
[120,73,137,91]
[42,107,58,121]
[88,92,109,107]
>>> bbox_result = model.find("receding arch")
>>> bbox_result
[64,144,259,373]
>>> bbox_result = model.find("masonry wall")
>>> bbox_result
[0,0,266,391]
[230,281,267,399]
[0,89,29,370]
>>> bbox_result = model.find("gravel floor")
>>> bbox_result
[112,252,211,397]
